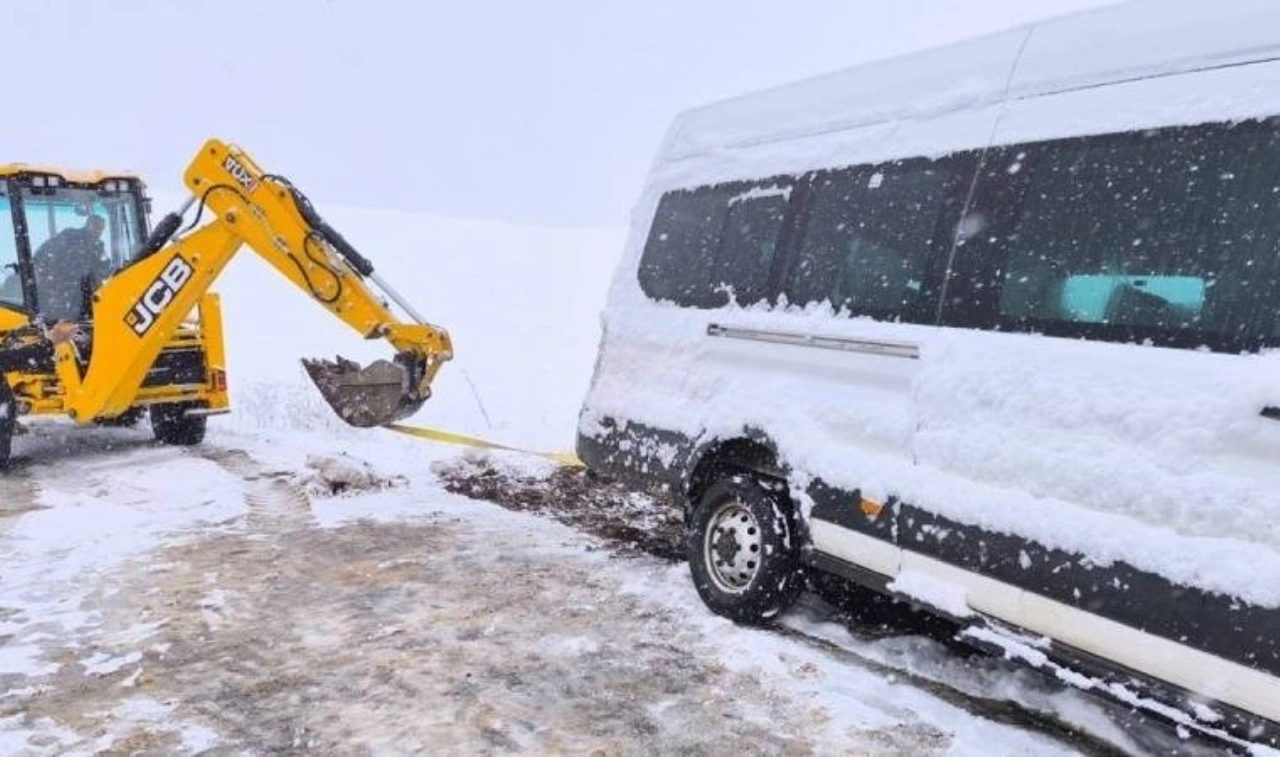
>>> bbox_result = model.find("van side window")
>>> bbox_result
[718,188,790,305]
[785,162,953,320]
[638,181,790,308]
[997,121,1280,350]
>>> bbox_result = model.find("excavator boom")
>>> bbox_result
[57,139,452,428]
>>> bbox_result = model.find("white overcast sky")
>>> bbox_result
[7,0,1119,225]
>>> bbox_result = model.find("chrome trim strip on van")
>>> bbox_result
[706,323,920,359]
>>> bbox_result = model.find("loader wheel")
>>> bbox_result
[0,412,12,471]
[0,381,15,471]
[687,472,803,624]
[150,403,206,446]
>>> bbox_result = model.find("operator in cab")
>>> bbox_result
[32,214,110,322]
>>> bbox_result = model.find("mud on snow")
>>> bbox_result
[4,428,1061,755]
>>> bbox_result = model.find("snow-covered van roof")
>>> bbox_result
[658,0,1280,172]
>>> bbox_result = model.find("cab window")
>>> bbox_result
[21,185,140,321]
[0,193,22,309]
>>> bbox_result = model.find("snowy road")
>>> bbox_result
[0,422,1157,755]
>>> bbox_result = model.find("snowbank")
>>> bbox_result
[188,199,623,450]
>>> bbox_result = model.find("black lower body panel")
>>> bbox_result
[805,478,1280,682]
[575,415,692,491]
[578,413,1280,743]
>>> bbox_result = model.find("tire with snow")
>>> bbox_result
[0,415,12,472]
[687,472,803,624]
[150,402,206,446]
[0,380,15,471]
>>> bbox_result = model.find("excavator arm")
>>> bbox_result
[55,138,452,427]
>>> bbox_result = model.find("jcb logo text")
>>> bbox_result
[125,256,194,336]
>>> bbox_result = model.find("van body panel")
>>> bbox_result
[578,0,1280,737]
[996,56,1280,155]
[582,311,947,504]
[649,105,1002,209]
[1009,0,1280,99]
[660,29,1025,163]
[660,1,1280,169]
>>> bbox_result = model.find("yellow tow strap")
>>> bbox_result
[383,423,585,467]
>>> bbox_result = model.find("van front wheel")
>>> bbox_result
[687,473,803,624]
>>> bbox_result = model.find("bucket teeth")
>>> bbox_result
[301,356,427,428]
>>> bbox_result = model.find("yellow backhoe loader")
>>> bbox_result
[0,138,452,467]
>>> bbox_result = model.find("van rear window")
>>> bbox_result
[638,182,789,308]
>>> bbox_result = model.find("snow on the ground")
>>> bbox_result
[0,205,1179,753]
[0,421,1079,755]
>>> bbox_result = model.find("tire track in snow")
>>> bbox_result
[0,436,1085,755]
[0,466,41,520]
[438,456,1235,757]
[0,433,248,755]
[770,620,1126,757]
[189,447,315,533]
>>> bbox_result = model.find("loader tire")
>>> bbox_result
[0,415,11,471]
[0,381,15,471]
[150,403,206,446]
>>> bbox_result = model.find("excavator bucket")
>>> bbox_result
[301,356,428,428]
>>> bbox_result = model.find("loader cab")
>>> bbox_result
[0,166,149,321]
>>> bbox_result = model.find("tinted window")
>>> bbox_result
[717,189,790,305]
[785,161,956,320]
[638,181,790,308]
[995,120,1280,350]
